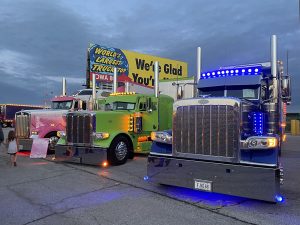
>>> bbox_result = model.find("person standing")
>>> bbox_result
[6,130,18,167]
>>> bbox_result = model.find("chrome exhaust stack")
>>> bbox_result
[154,61,159,98]
[62,77,66,96]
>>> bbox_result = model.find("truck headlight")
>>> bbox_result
[93,132,110,140]
[151,131,172,144]
[247,136,277,149]
[57,131,66,137]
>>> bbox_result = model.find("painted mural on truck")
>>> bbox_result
[87,44,188,88]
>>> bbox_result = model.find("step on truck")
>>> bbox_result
[146,35,291,203]
[55,62,174,165]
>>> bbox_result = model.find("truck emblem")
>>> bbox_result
[198,99,209,104]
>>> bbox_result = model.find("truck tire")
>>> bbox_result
[108,136,131,165]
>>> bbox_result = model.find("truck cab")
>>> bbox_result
[15,96,88,152]
[55,92,174,165]
[147,36,292,202]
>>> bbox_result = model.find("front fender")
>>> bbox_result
[94,131,131,149]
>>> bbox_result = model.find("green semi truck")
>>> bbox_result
[55,90,174,165]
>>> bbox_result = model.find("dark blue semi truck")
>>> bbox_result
[0,104,45,127]
[147,35,291,203]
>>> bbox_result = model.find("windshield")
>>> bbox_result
[105,102,136,111]
[52,101,73,109]
[199,85,259,100]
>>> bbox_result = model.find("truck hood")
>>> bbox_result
[16,109,68,137]
[95,111,132,133]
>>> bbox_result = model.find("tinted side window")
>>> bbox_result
[78,90,93,95]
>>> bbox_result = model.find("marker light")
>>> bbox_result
[267,138,277,148]
[282,134,287,142]
[102,161,108,167]
[110,92,136,96]
[143,176,149,181]
[200,66,262,79]
[253,112,263,135]
[275,195,284,203]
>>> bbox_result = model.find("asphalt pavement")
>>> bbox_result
[0,128,299,225]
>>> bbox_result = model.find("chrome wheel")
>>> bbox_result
[115,141,128,161]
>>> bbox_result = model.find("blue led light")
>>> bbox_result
[275,195,284,203]
[252,112,263,135]
[200,65,262,79]
[143,176,149,181]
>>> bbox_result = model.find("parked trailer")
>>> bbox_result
[0,104,45,127]
[146,35,291,203]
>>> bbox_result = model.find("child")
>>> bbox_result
[6,130,19,167]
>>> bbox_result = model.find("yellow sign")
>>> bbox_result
[88,44,188,88]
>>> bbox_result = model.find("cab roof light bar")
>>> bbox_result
[200,66,262,79]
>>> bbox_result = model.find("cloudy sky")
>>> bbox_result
[0,0,299,112]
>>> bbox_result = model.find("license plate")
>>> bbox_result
[194,179,212,192]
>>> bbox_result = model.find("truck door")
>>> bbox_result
[138,97,158,132]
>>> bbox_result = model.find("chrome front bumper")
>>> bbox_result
[18,138,33,151]
[55,144,107,166]
[147,155,281,202]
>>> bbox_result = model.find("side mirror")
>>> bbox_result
[281,76,291,104]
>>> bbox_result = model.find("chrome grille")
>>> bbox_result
[15,113,30,138]
[66,113,92,144]
[173,104,240,160]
